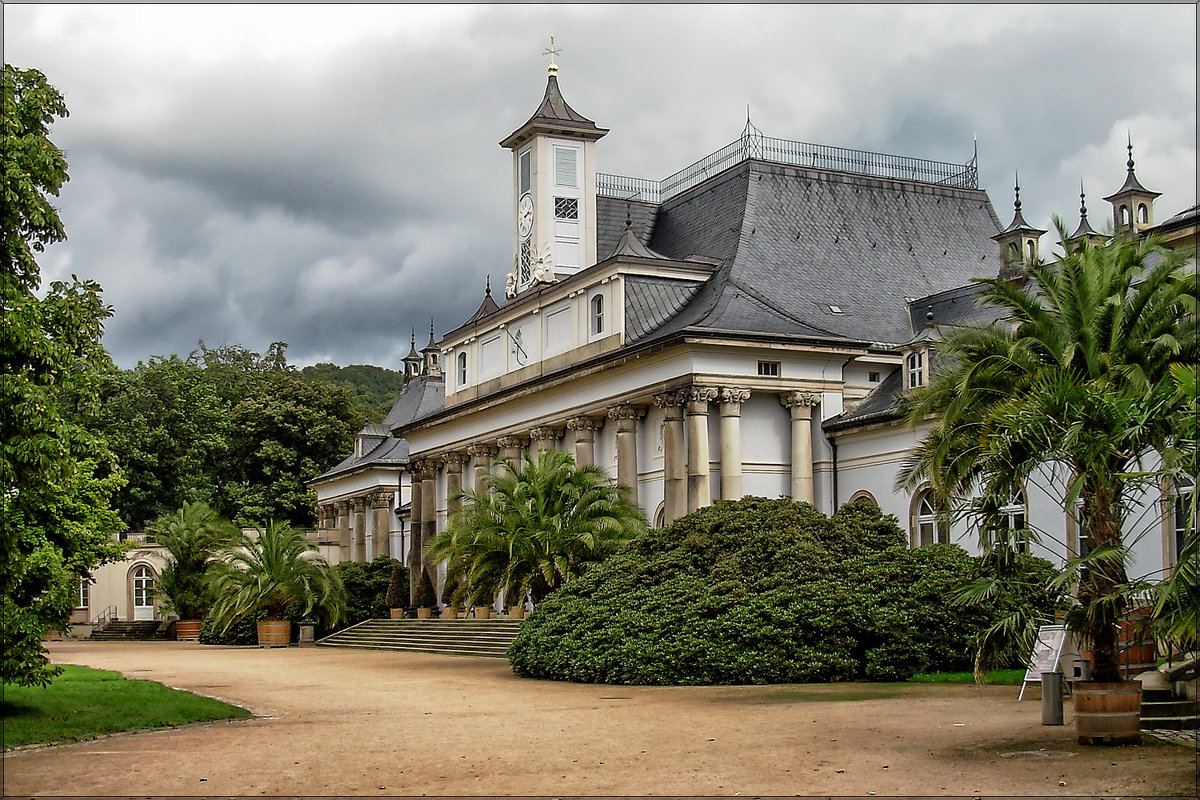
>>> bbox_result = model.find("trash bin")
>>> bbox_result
[298,622,316,647]
[1041,671,1064,725]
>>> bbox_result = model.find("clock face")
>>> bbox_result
[518,193,534,240]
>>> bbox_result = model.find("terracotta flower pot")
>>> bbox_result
[508,605,525,620]
[256,619,291,648]
[174,619,203,641]
[442,607,459,620]
[473,605,491,619]
[416,607,433,619]
[389,608,405,620]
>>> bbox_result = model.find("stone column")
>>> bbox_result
[407,464,424,604]
[653,389,688,524]
[529,425,561,455]
[608,403,645,500]
[334,501,350,558]
[467,444,495,494]
[363,493,375,561]
[370,492,391,558]
[718,388,751,501]
[496,435,526,465]
[686,386,718,512]
[781,391,820,505]
[420,460,440,587]
[567,416,601,466]
[444,452,466,516]
[350,498,365,563]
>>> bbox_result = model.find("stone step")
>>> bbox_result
[1142,687,1176,702]
[318,618,522,659]
[1141,715,1200,731]
[1142,699,1200,719]
[90,621,161,641]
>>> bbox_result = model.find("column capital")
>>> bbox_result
[441,451,468,466]
[652,388,689,409]
[466,443,496,459]
[529,425,563,442]
[351,497,367,511]
[719,387,752,407]
[607,403,646,421]
[496,434,528,450]
[566,415,603,432]
[686,385,718,414]
[780,390,821,409]
[335,500,350,514]
[369,491,393,507]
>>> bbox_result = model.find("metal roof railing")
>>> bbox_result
[598,120,978,203]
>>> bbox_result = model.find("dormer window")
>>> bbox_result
[906,351,925,388]
[457,352,468,387]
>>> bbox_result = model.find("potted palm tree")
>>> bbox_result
[148,502,236,640]
[385,562,406,619]
[207,521,347,647]
[428,450,646,620]
[901,224,1196,744]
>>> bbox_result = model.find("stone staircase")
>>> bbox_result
[317,618,522,658]
[89,620,162,641]
[1140,686,1200,731]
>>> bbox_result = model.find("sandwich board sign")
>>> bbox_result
[1018,624,1070,701]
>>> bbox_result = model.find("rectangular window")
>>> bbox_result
[868,371,880,382]
[519,150,531,195]
[554,146,577,188]
[77,577,90,609]
[757,360,781,377]
[519,240,533,285]
[554,197,579,220]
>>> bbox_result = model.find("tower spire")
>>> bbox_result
[1104,134,1160,231]
[1068,180,1103,244]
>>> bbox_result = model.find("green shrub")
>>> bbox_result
[414,569,437,608]
[335,556,404,628]
[509,497,1049,685]
[198,613,259,645]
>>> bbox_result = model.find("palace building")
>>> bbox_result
[307,60,1196,607]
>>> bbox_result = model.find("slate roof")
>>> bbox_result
[824,367,905,432]
[1157,203,1200,232]
[627,159,1004,348]
[499,75,608,149]
[597,197,658,259]
[383,375,445,431]
[624,276,704,343]
[309,435,409,484]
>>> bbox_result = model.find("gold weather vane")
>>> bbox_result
[544,34,561,76]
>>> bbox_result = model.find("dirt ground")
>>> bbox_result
[2,640,1197,798]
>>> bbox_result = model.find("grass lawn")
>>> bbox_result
[1,664,252,749]
[911,668,1025,684]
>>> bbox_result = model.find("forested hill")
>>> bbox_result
[301,363,406,421]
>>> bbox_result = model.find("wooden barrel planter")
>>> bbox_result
[1117,608,1156,678]
[256,620,291,648]
[1073,681,1142,745]
[174,619,203,641]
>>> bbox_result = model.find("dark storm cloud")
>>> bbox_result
[6,4,1195,371]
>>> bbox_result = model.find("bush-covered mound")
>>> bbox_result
[509,497,1050,685]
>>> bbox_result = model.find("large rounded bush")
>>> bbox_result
[509,497,1019,684]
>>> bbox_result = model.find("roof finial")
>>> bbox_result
[1079,180,1088,220]
[1013,172,1022,213]
[543,34,561,76]
[926,305,934,322]
[485,274,492,297]
[410,327,416,348]
[625,209,632,229]
[1126,132,1135,174]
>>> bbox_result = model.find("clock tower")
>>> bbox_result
[499,39,608,297]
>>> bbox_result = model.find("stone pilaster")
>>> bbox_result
[608,403,645,501]
[443,452,466,516]
[496,435,526,464]
[420,459,440,588]
[653,389,689,524]
[718,388,751,501]
[370,491,392,558]
[780,391,820,505]
[335,501,351,557]
[686,386,718,512]
[567,416,602,466]
[351,497,366,563]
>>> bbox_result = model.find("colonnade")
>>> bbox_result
[317,384,822,604]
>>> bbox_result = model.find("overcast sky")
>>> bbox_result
[6,4,1197,370]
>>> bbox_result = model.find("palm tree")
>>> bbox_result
[207,521,346,633]
[900,222,1197,682]
[148,501,237,620]
[428,450,647,608]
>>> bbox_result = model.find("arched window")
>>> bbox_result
[847,490,878,507]
[1119,204,1130,226]
[1007,242,1020,263]
[912,488,947,547]
[653,503,666,529]
[457,352,468,387]
[1137,204,1149,224]
[1025,239,1036,263]
[591,294,604,336]
[131,565,156,621]
[986,487,1028,552]
[906,351,925,389]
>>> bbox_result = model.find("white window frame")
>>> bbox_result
[913,488,947,547]
[77,576,90,610]
[590,294,604,337]
[906,350,925,388]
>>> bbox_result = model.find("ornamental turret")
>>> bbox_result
[1103,136,1161,233]
[991,174,1045,281]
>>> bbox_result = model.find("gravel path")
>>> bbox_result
[3,639,1197,797]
